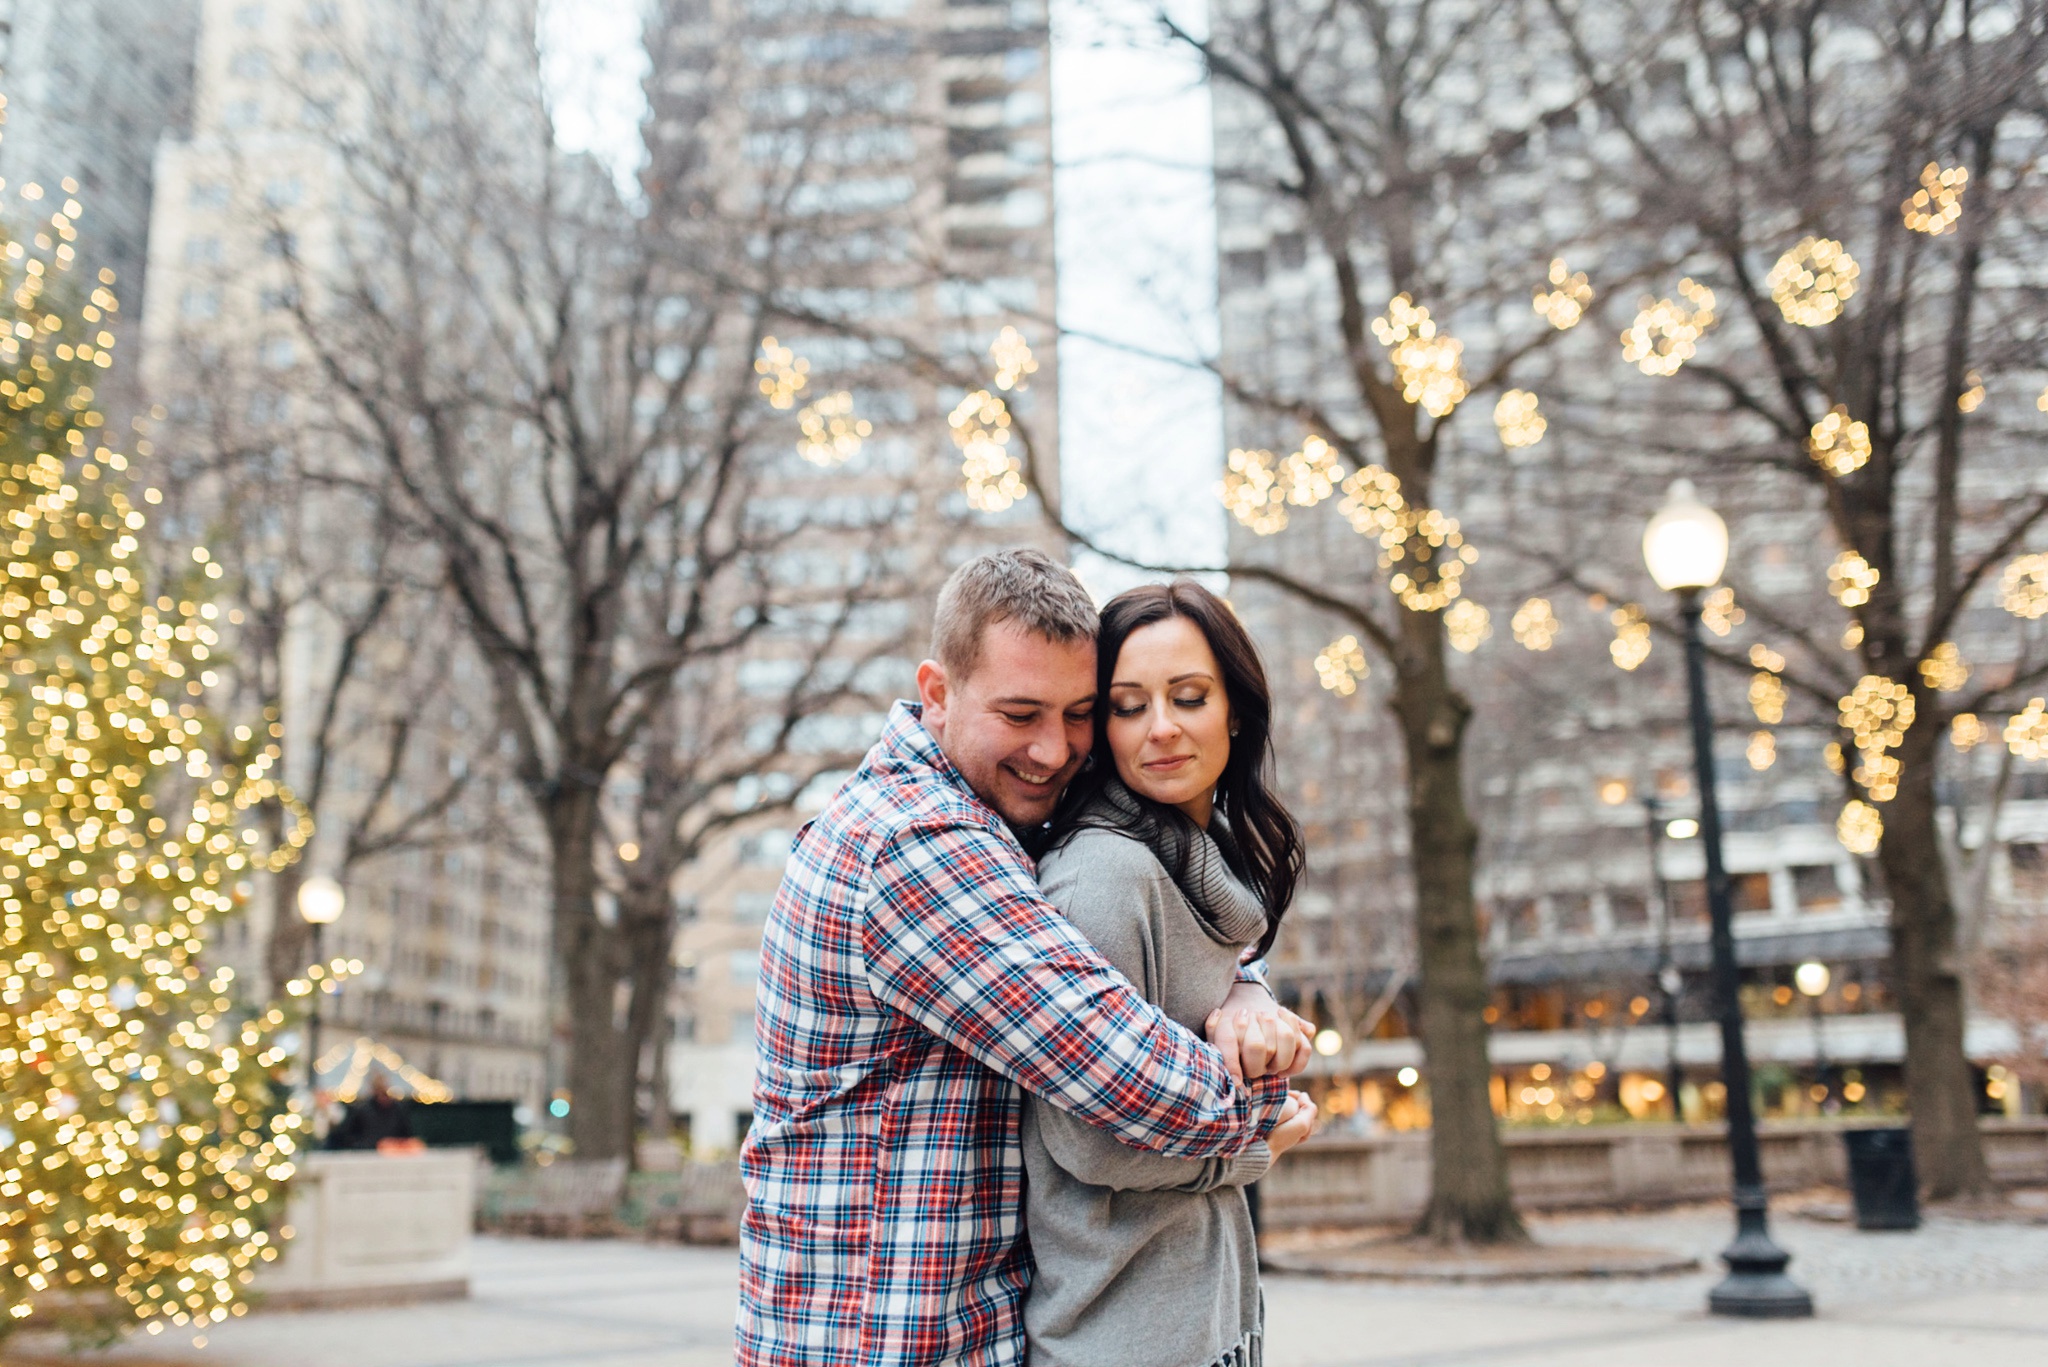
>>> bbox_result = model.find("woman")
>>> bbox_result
[1022,579,1316,1367]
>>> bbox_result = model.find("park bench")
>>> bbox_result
[479,1157,629,1238]
[624,1161,745,1245]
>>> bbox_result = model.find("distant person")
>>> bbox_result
[735,548,1315,1367]
[326,1073,414,1151]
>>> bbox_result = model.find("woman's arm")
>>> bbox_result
[1027,835,1272,1191]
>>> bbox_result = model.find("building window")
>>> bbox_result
[183,236,224,265]
[1553,892,1595,935]
[1223,249,1266,290]
[229,49,271,80]
[258,336,295,369]
[263,177,303,208]
[259,285,299,312]
[1608,890,1650,928]
[2010,843,2048,898]
[1505,898,1542,941]
[190,182,231,210]
[1273,232,1308,270]
[223,100,262,129]
[1733,872,1775,915]
[180,286,220,320]
[235,4,266,28]
[301,47,342,74]
[1791,864,1843,911]
[1666,879,1708,924]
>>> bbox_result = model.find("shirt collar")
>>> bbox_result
[878,699,1026,845]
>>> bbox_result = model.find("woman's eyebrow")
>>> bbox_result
[1108,672,1216,688]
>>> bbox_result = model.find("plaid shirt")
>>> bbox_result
[737,702,1287,1367]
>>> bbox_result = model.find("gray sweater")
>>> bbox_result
[1022,821,1269,1367]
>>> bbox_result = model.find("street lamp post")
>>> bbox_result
[1643,795,1686,1120]
[1643,481,1813,1319]
[297,875,346,1097]
[1796,961,1832,1110]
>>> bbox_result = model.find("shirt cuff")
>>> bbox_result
[1249,1071,1291,1137]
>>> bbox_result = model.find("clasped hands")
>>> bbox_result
[1205,982,1319,1155]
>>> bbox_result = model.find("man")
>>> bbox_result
[737,549,1309,1367]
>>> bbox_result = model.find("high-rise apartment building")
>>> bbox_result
[647,0,1062,1153]
[1202,10,2044,1132]
[0,0,202,331]
[137,0,553,1118]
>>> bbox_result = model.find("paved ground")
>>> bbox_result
[27,1200,2048,1367]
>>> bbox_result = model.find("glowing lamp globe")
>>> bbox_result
[1794,961,1831,998]
[1642,480,1729,591]
[298,874,347,925]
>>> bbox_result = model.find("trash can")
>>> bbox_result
[1843,1126,1919,1231]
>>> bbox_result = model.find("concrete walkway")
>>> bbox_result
[33,1203,2048,1367]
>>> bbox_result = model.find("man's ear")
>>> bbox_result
[914,659,949,737]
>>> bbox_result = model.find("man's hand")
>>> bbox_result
[1206,982,1317,1083]
[1266,1091,1319,1157]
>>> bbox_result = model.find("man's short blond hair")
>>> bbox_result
[931,548,1099,679]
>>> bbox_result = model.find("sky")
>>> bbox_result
[538,0,1228,598]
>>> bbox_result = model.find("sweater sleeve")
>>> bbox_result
[1026,835,1274,1192]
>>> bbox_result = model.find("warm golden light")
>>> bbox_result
[1838,800,1883,853]
[1701,586,1743,637]
[1902,162,1967,235]
[1219,447,1286,535]
[1532,258,1592,329]
[796,391,870,467]
[1511,597,1558,651]
[2007,699,2048,761]
[950,389,1025,512]
[988,325,1037,392]
[1807,405,1871,476]
[1372,294,1468,417]
[1445,599,1490,653]
[1769,237,1859,326]
[1609,604,1651,671]
[1999,554,2048,619]
[1277,435,1341,508]
[1951,713,1985,752]
[754,336,809,410]
[1747,731,1777,771]
[1919,642,1968,693]
[1827,550,1880,607]
[1750,671,1787,725]
[1313,634,1368,696]
[1621,279,1715,376]
[1493,390,1545,448]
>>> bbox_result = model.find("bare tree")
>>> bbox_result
[1542,0,2048,1198]
[1038,0,1639,1243]
[251,5,940,1159]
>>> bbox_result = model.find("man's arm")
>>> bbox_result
[861,820,1288,1159]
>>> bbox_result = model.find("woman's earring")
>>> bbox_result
[1229,722,1241,737]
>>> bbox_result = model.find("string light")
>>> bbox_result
[0,196,309,1342]
[1313,635,1367,695]
[795,391,869,467]
[1701,586,1743,637]
[1999,554,2048,619]
[1277,435,1341,508]
[1372,294,1468,417]
[1768,237,1859,326]
[1828,550,1880,607]
[1918,642,1968,693]
[988,326,1036,392]
[1511,597,1558,651]
[1824,741,1846,775]
[1747,731,1776,770]
[754,336,808,409]
[1901,162,1967,235]
[1609,605,1651,670]
[1748,643,1786,673]
[2007,699,2048,761]
[949,390,1024,512]
[1384,509,1476,612]
[1621,279,1715,375]
[1445,599,1491,653]
[2037,385,2048,414]
[1840,674,1914,801]
[1750,671,1787,725]
[1957,371,1984,413]
[1837,800,1883,854]
[1219,448,1286,535]
[1808,405,1871,476]
[1335,464,1404,539]
[1842,620,1864,649]
[1493,390,1545,448]
[1951,713,1985,752]
[1532,258,1592,329]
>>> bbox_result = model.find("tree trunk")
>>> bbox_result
[1394,613,1524,1244]
[1878,723,1993,1200]
[263,813,312,999]
[547,786,636,1161]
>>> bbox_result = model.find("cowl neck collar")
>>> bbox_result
[1079,777,1269,948]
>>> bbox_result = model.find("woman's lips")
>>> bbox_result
[1143,754,1194,773]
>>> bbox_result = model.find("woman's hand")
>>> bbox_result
[1206,1002,1317,1081]
[1265,1091,1319,1157]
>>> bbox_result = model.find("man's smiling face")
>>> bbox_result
[916,619,1096,829]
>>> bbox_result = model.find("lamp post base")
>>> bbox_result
[1708,1199,1813,1318]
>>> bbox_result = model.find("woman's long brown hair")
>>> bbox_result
[1047,579,1305,957]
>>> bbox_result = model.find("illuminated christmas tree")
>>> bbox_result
[0,187,311,1346]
